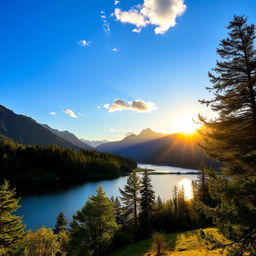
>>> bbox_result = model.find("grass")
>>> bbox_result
[112,228,230,256]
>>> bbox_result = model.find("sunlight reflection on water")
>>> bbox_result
[178,178,194,200]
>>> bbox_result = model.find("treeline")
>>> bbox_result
[0,138,137,188]
[0,169,214,256]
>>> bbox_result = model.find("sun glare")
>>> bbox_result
[178,179,194,200]
[176,117,200,135]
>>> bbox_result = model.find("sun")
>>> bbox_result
[176,117,200,135]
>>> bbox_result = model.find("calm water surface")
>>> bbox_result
[18,164,198,230]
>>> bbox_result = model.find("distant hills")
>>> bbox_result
[81,139,108,148]
[0,105,91,150]
[97,128,217,169]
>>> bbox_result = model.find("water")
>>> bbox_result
[18,164,198,230]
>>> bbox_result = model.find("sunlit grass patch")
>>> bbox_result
[112,228,230,256]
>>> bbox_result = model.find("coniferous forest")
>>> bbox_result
[0,12,256,256]
[0,138,137,189]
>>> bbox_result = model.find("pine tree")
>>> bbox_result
[111,197,124,225]
[156,196,163,210]
[119,170,140,227]
[70,186,119,256]
[140,170,155,236]
[173,186,178,216]
[199,15,256,254]
[54,212,68,234]
[0,180,25,255]
[24,227,60,256]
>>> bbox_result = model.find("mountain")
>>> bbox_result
[42,124,92,150]
[0,105,84,150]
[97,128,166,152]
[80,139,108,148]
[97,129,217,169]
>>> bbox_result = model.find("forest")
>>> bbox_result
[0,14,256,256]
[0,138,137,189]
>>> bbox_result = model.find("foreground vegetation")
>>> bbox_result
[113,228,230,256]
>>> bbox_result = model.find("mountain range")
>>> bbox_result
[97,129,217,169]
[80,139,108,148]
[0,104,216,169]
[0,105,91,150]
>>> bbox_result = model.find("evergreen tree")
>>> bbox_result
[69,186,119,256]
[140,170,155,236]
[119,170,141,227]
[199,15,256,254]
[24,227,60,256]
[156,196,163,210]
[0,180,25,255]
[173,186,178,216]
[111,197,124,225]
[54,212,68,234]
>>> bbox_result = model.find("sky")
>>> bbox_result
[1,0,256,141]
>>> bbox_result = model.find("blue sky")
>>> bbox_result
[1,0,255,140]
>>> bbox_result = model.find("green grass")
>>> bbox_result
[112,228,230,256]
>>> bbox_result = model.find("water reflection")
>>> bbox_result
[178,178,193,200]
[19,164,198,229]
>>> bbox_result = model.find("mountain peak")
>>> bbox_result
[139,128,156,136]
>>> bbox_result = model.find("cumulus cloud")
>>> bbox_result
[63,109,79,118]
[78,40,91,46]
[114,0,186,34]
[114,0,120,5]
[104,99,158,113]
[112,48,118,52]
[100,11,111,35]
[50,112,56,116]
[115,8,147,28]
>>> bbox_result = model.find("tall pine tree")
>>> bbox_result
[54,212,68,234]
[119,170,140,227]
[199,15,256,254]
[69,186,119,256]
[140,170,155,236]
[0,181,25,255]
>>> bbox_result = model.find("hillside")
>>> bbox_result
[113,228,230,256]
[0,138,137,188]
[0,105,82,150]
[97,129,166,152]
[42,124,92,150]
[97,129,217,169]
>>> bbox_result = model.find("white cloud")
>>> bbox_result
[115,8,147,28]
[50,112,56,116]
[104,99,158,113]
[114,0,186,34]
[63,109,79,118]
[132,27,142,33]
[112,48,118,52]
[100,11,111,35]
[97,106,101,109]
[78,40,91,46]
[114,0,120,5]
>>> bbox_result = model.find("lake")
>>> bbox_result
[18,164,199,230]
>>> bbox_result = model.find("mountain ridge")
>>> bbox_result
[0,105,84,150]
[97,128,217,169]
